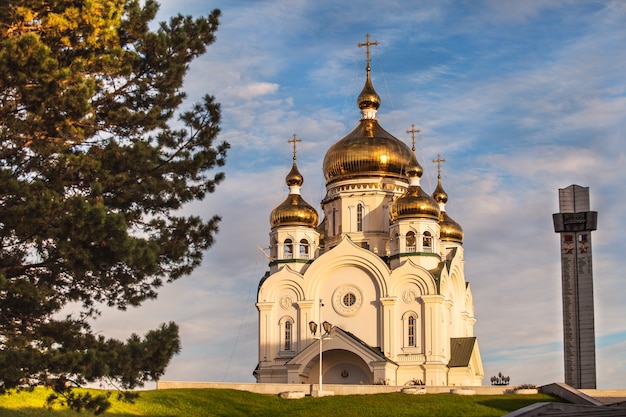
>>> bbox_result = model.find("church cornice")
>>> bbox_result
[322,181,407,204]
[389,252,441,261]
[270,258,313,266]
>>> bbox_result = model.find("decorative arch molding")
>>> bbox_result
[303,236,390,296]
[258,268,306,303]
[389,259,438,295]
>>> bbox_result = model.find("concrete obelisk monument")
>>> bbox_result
[552,185,598,389]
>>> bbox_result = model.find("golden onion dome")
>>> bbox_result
[390,185,440,221]
[406,151,423,178]
[357,70,381,112]
[270,194,319,229]
[390,152,439,221]
[440,211,463,243]
[432,177,463,243]
[285,162,303,187]
[270,162,319,229]
[432,179,448,204]
[323,119,413,183]
[323,62,413,184]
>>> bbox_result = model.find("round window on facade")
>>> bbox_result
[343,293,356,307]
[332,285,363,316]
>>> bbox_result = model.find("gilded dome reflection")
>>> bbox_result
[440,211,464,243]
[270,194,319,229]
[390,186,440,221]
[323,119,413,183]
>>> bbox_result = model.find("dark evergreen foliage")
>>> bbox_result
[0,0,226,412]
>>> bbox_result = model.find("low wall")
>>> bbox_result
[156,381,512,396]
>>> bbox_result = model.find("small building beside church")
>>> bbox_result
[254,38,483,387]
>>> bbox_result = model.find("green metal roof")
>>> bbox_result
[449,337,477,368]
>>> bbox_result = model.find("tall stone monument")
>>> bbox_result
[552,185,597,389]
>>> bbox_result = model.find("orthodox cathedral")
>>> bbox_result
[254,36,483,387]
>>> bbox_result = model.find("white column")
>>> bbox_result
[380,297,397,358]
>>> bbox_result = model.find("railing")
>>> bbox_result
[396,353,426,362]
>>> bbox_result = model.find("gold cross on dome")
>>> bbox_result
[358,33,379,68]
[432,153,446,178]
[288,133,301,161]
[406,123,421,152]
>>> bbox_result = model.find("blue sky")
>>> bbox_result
[90,0,626,388]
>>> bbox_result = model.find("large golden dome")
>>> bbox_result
[270,162,319,229]
[323,120,413,183]
[390,153,439,221]
[323,60,413,185]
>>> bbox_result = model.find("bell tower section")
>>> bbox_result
[552,184,598,389]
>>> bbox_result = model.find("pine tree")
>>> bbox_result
[0,0,226,412]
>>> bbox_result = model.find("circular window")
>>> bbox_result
[343,293,356,307]
[332,285,363,316]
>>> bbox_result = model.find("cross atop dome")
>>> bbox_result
[288,133,301,161]
[432,153,446,179]
[358,33,379,71]
[406,124,421,152]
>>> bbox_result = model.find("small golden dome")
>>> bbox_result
[390,185,440,221]
[285,162,303,187]
[432,179,448,204]
[270,161,319,229]
[323,120,413,183]
[270,194,319,229]
[357,71,381,111]
[439,211,463,243]
[432,176,463,243]
[406,152,423,178]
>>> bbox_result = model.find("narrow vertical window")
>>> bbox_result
[408,315,416,347]
[299,239,309,259]
[284,320,292,351]
[357,203,363,232]
[406,231,416,252]
[284,239,293,259]
[332,208,336,236]
[423,231,432,252]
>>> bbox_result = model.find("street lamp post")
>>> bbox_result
[308,299,333,397]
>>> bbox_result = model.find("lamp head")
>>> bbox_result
[322,321,332,334]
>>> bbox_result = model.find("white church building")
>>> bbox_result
[254,37,483,387]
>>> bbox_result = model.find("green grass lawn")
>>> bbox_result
[0,387,566,417]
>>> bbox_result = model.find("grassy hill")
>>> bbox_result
[0,387,566,417]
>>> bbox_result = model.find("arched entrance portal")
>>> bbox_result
[305,349,372,385]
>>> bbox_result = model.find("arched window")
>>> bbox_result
[408,316,416,347]
[279,316,295,353]
[284,239,293,259]
[402,311,421,351]
[284,320,292,351]
[299,239,309,259]
[357,203,363,232]
[423,231,432,252]
[392,232,399,253]
[406,231,416,252]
